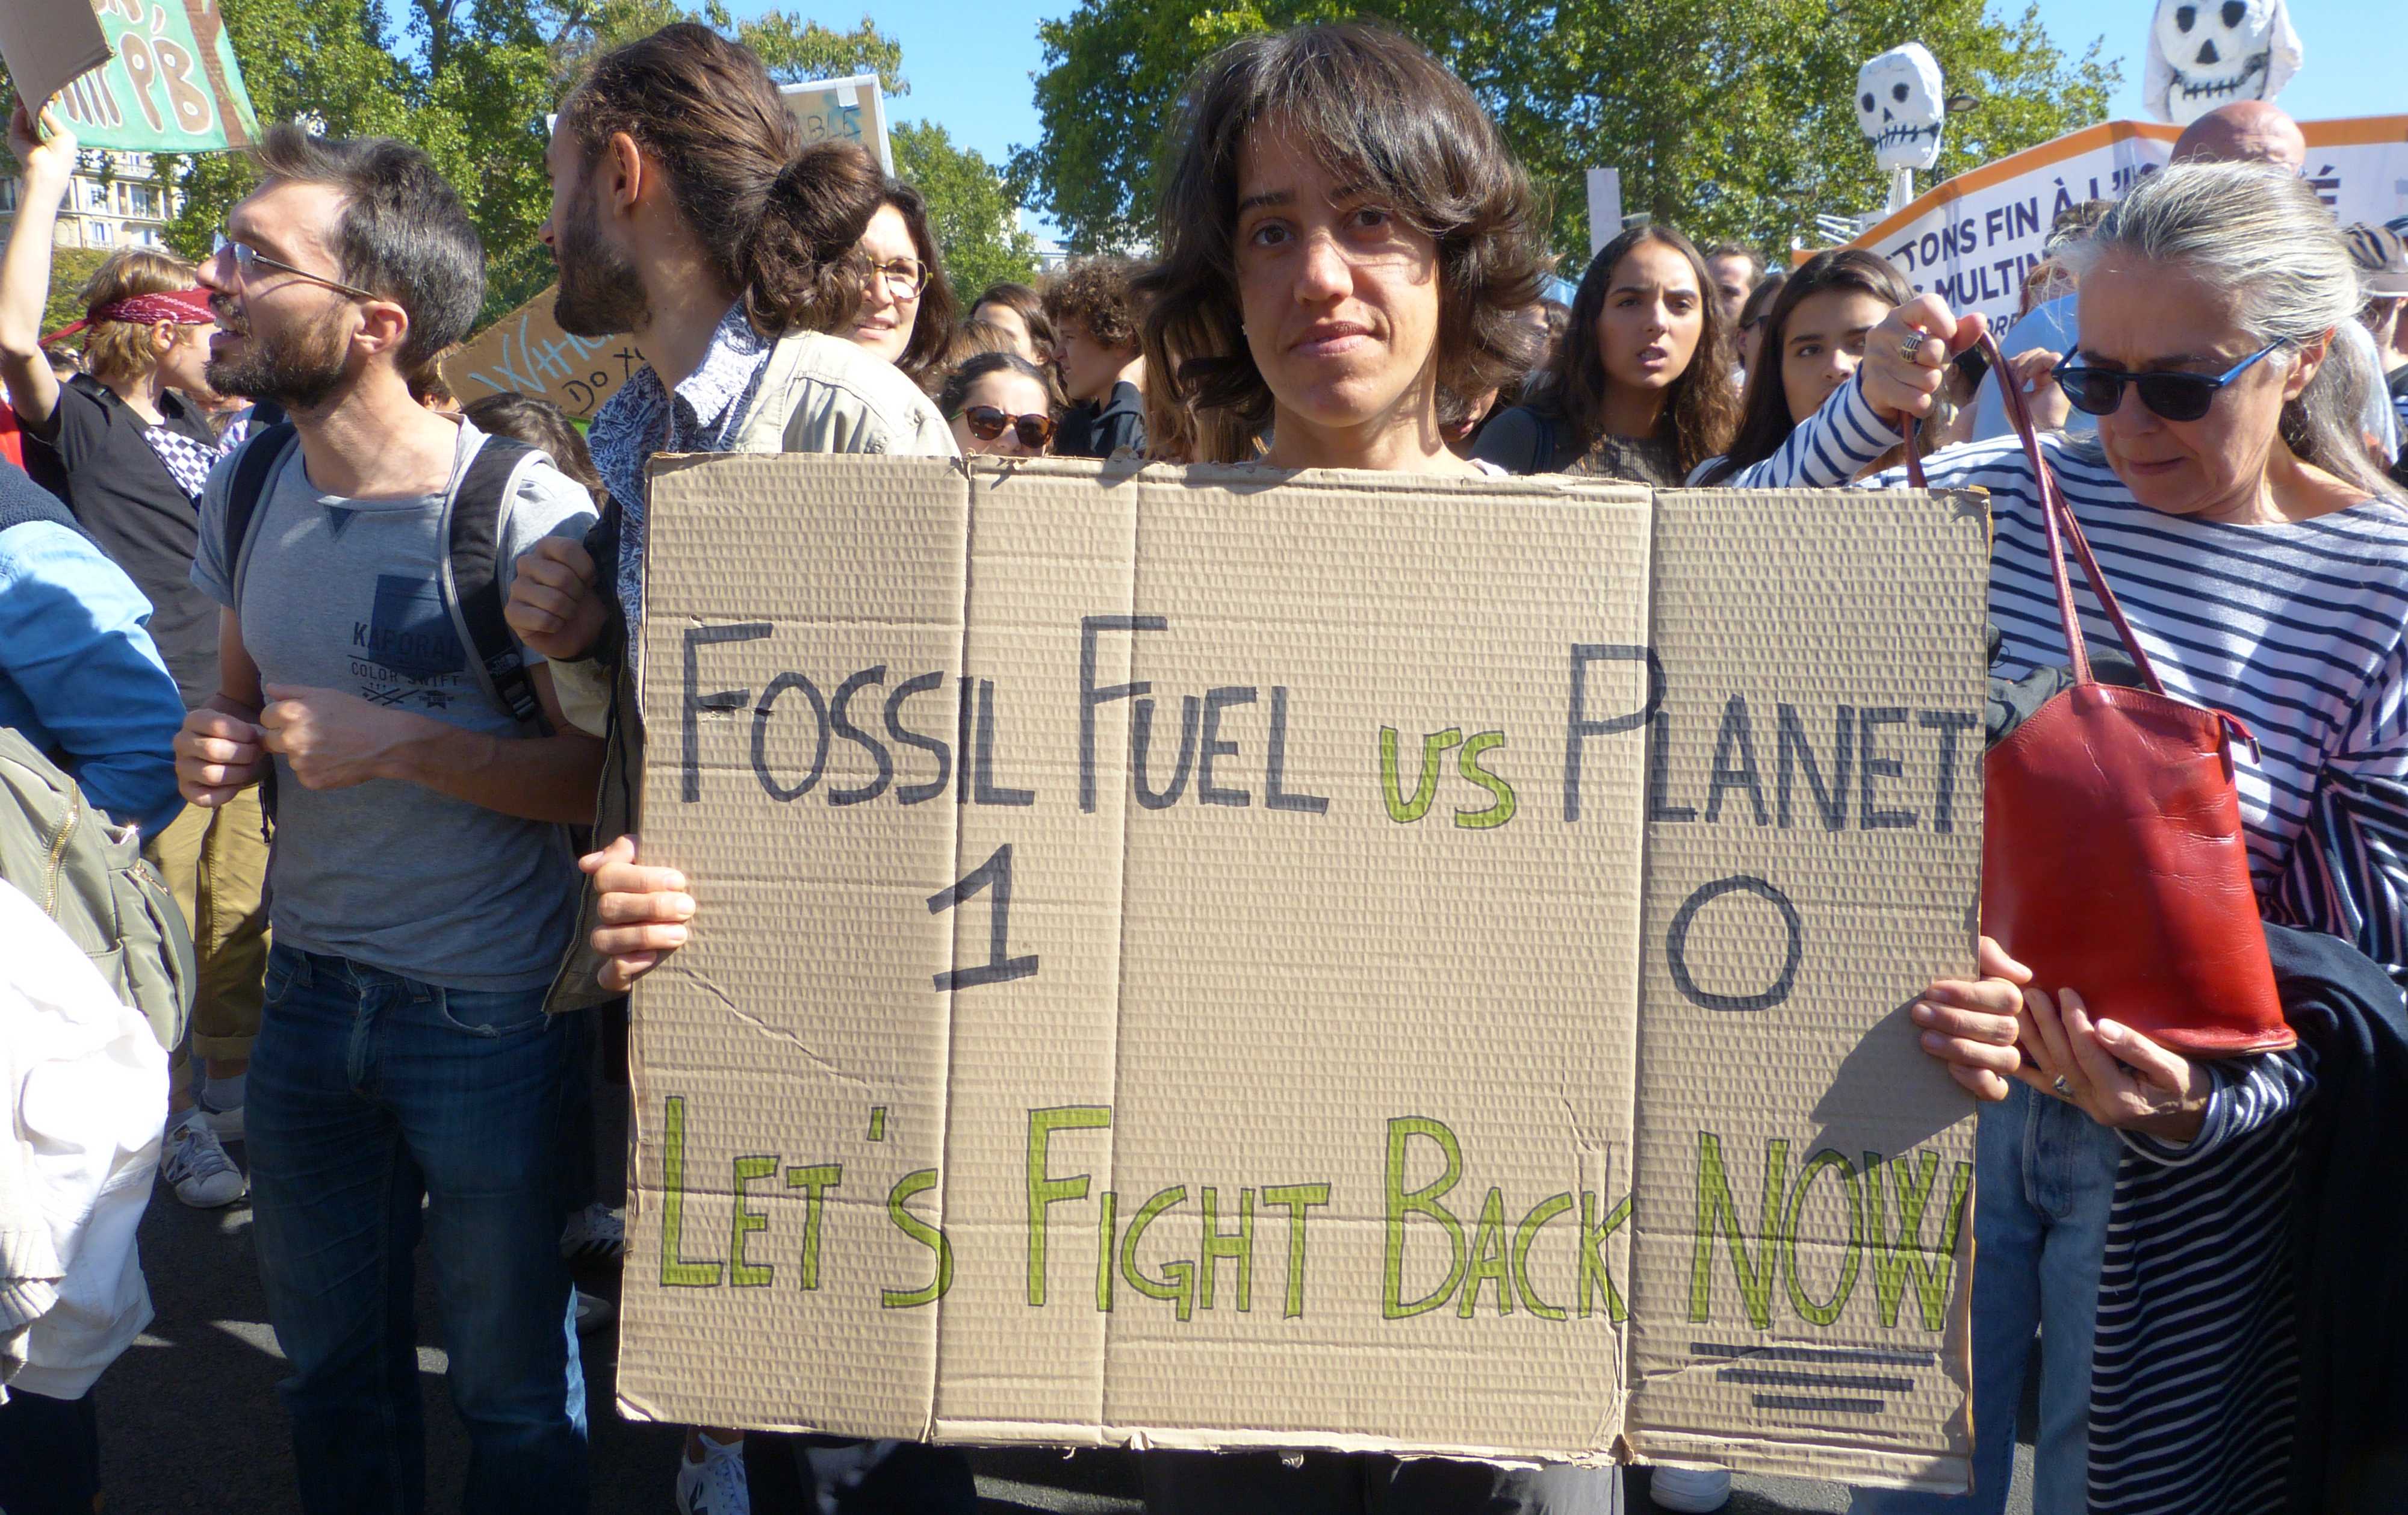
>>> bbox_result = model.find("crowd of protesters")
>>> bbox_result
[0,16,2401,1515]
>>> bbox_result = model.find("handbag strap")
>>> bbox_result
[1902,330,2168,697]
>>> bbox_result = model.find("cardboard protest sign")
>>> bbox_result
[1845,115,2408,338]
[39,0,260,153]
[448,75,892,417]
[780,73,891,175]
[618,457,1989,1488]
[442,287,644,421]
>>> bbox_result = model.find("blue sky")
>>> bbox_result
[731,0,2404,238]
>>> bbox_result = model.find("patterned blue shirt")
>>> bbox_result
[586,301,775,624]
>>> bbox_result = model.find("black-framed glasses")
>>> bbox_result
[867,256,929,299]
[212,231,381,302]
[961,405,1054,449]
[2050,340,2282,423]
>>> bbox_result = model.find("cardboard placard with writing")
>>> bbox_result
[617,456,1987,1489]
[442,287,644,421]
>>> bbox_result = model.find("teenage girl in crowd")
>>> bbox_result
[1472,223,1739,485]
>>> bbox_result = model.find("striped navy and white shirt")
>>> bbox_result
[1717,375,2408,980]
[1726,376,2408,1511]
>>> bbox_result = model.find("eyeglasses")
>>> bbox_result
[2050,341,2283,423]
[961,405,1054,450]
[867,256,929,299]
[212,231,381,302]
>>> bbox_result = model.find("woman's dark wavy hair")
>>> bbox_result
[1538,223,1738,476]
[878,179,958,394]
[1133,22,1546,463]
[557,23,882,339]
[1699,248,1912,485]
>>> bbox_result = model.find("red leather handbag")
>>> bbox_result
[1909,333,2291,1058]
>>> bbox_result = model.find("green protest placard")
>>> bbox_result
[48,0,260,153]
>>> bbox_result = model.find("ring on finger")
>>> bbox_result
[2052,1074,2074,1099]
[1899,333,1926,363]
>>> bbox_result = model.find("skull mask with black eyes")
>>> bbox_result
[1855,43,1945,173]
[2143,0,2303,126]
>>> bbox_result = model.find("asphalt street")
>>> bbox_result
[96,1091,2032,1514]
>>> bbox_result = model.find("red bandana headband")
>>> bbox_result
[42,287,217,345]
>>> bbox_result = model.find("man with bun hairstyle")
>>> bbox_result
[503,25,961,1515]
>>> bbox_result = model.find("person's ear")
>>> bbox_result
[605,131,644,220]
[150,320,177,356]
[2282,332,2327,403]
[349,299,412,367]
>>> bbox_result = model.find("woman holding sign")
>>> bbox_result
[1721,163,2408,1515]
[588,17,1623,1515]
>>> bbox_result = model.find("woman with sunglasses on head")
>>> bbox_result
[845,179,958,394]
[1472,223,1739,486]
[939,351,1057,457]
[1724,163,2408,1515]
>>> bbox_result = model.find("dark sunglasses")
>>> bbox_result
[2050,340,2282,423]
[962,405,1054,449]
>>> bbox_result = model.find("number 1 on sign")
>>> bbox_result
[928,844,1040,991]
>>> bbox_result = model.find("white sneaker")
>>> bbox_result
[1648,1464,1731,1512]
[161,1112,247,1208]
[573,1288,615,1334]
[559,1202,626,1263]
[200,1102,244,1142]
[674,1433,749,1515]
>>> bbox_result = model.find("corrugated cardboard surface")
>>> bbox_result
[622,455,1987,1484]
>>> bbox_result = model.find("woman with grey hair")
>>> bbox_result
[1722,162,2408,1515]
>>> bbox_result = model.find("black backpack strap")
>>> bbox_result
[223,422,299,616]
[441,436,546,731]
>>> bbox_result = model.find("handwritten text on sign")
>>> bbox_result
[621,457,1988,1480]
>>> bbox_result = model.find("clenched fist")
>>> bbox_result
[175,707,266,807]
[257,684,420,791]
[506,536,607,661]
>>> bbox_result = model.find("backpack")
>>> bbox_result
[0,489,196,1051]
[222,423,550,746]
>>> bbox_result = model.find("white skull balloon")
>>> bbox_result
[1856,43,1945,173]
[2143,0,2303,126]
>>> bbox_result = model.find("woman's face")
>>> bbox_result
[1778,288,1894,426]
[948,368,1054,458]
[1593,241,1704,397]
[848,203,922,365]
[2076,255,2313,519]
[1234,123,1444,444]
[972,301,1039,362]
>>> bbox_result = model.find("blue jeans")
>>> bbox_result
[1852,1082,2120,1515]
[248,945,589,1515]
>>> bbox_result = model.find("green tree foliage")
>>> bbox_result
[41,249,110,342]
[892,119,1041,300]
[1014,0,2118,268]
[156,0,902,323]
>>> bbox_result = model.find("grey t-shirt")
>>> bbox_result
[191,418,598,991]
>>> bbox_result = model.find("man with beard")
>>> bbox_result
[498,24,958,1515]
[170,126,604,1515]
